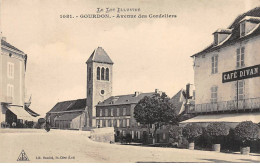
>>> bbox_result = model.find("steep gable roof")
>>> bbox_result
[47,98,86,113]
[170,90,185,115]
[192,7,260,57]
[86,47,113,64]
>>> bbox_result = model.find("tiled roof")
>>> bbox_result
[192,7,260,57]
[169,90,185,115]
[55,112,82,121]
[1,39,24,53]
[96,92,155,106]
[86,47,113,64]
[25,106,40,117]
[47,98,86,113]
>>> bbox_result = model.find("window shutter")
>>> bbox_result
[236,49,240,67]
[241,47,245,67]
[215,55,218,73]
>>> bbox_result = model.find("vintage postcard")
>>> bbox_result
[0,0,260,163]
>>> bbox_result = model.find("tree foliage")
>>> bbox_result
[134,92,178,126]
[205,122,230,144]
[182,123,203,143]
[234,121,259,146]
[169,125,183,142]
[134,92,179,142]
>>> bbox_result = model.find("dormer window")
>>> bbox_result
[239,16,260,37]
[213,29,232,46]
[240,21,246,37]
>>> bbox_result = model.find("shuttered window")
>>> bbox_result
[211,55,218,74]
[211,86,218,103]
[236,47,245,68]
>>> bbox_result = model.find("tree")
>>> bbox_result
[234,121,259,147]
[206,122,230,144]
[169,125,183,146]
[182,123,203,143]
[134,92,179,144]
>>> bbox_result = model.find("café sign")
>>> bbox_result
[222,64,260,83]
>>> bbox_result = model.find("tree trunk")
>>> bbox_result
[152,127,157,145]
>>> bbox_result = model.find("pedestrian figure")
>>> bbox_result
[44,120,51,132]
[12,122,16,128]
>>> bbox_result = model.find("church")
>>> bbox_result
[46,47,191,142]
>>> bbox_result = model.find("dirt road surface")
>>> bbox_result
[0,129,259,163]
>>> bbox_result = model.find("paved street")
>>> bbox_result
[0,129,259,163]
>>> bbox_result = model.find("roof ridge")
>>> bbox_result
[57,98,86,104]
[113,92,154,97]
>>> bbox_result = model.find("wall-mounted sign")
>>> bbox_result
[222,64,260,83]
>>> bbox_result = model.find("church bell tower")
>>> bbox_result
[85,47,113,127]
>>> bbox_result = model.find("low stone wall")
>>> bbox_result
[89,127,115,143]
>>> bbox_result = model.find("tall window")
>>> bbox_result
[97,67,100,80]
[122,119,126,127]
[101,68,105,80]
[236,81,245,100]
[117,119,120,127]
[123,108,126,116]
[105,109,108,116]
[137,131,141,139]
[114,119,117,127]
[117,108,120,116]
[111,108,113,116]
[7,62,14,79]
[127,119,130,127]
[236,47,245,68]
[105,68,109,81]
[211,86,218,103]
[211,55,218,74]
[100,109,103,117]
[7,84,14,99]
[88,67,91,81]
[240,22,245,37]
[120,119,123,127]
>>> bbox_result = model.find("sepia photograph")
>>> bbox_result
[0,0,260,163]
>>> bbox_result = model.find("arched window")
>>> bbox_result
[97,67,100,80]
[106,68,109,81]
[101,67,105,80]
[88,67,91,81]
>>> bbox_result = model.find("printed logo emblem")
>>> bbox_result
[17,150,30,161]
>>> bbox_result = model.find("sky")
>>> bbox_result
[1,0,259,117]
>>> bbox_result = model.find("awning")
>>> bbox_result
[7,106,38,122]
[181,112,260,123]
[24,105,40,117]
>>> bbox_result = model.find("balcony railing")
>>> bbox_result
[189,97,260,114]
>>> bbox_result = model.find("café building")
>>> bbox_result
[184,7,260,126]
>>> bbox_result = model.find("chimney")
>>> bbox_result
[155,89,159,93]
[134,91,141,97]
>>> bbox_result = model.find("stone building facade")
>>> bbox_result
[185,7,260,124]
[0,37,39,127]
